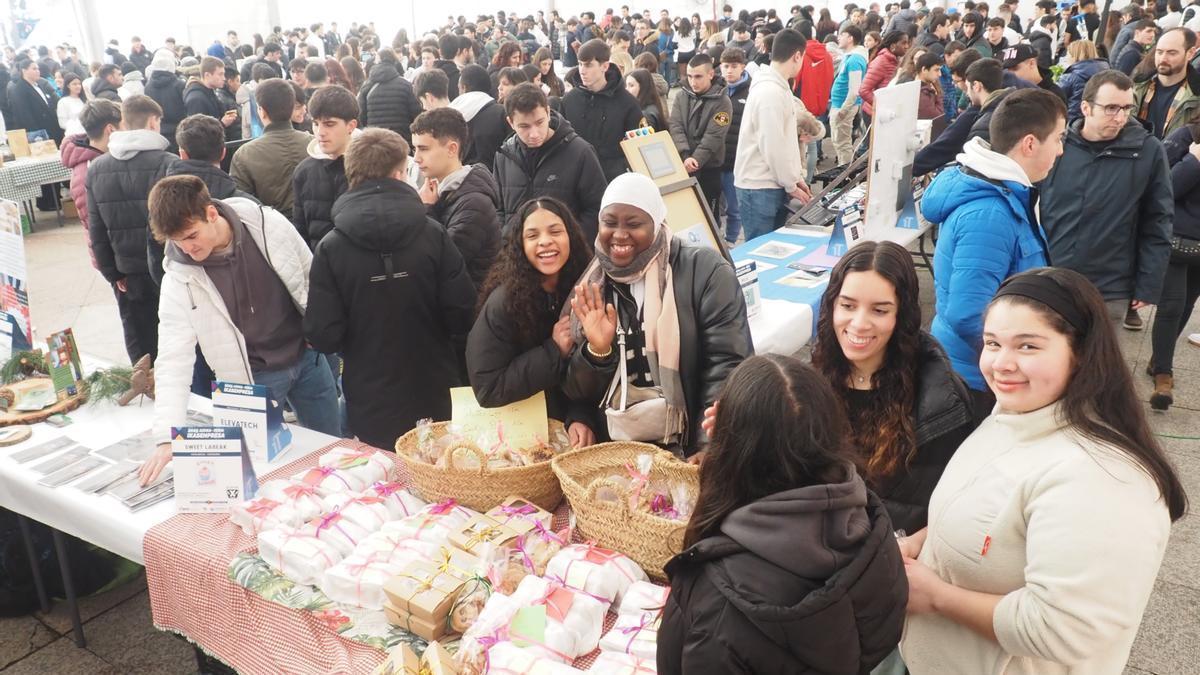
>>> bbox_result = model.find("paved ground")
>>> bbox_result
[2,205,1198,673]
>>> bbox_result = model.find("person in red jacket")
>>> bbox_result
[791,25,834,181]
[860,30,910,121]
[62,99,122,271]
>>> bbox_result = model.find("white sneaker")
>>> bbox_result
[1189,333,1200,347]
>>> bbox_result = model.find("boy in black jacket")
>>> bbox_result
[292,86,357,249]
[561,38,647,181]
[304,128,476,449]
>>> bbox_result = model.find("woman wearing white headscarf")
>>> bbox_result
[563,172,753,458]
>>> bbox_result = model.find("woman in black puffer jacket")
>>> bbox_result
[357,48,421,143]
[658,355,907,674]
[1148,123,1200,410]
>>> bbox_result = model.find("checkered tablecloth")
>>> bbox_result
[144,440,393,675]
[0,155,71,203]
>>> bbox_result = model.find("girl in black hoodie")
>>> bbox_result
[659,355,907,674]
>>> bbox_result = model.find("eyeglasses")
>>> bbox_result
[1090,103,1135,117]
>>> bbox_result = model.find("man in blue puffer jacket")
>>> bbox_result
[923,89,1065,399]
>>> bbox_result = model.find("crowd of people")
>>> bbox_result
[0,1,1195,672]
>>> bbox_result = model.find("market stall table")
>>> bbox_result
[735,221,933,355]
[0,155,72,227]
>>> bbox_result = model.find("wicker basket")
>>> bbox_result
[552,442,699,581]
[393,420,565,512]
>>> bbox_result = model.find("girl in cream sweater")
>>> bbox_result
[900,268,1187,674]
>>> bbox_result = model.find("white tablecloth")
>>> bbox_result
[748,298,814,356]
[0,393,337,564]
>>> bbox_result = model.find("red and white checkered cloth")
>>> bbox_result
[145,441,662,673]
[145,441,393,675]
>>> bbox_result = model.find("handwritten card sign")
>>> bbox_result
[450,387,548,450]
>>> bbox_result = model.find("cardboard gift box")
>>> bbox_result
[421,641,459,675]
[485,496,554,537]
[448,514,520,556]
[383,561,467,623]
[29,139,57,157]
[370,643,420,675]
[383,600,456,642]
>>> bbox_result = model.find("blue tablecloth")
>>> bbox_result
[732,229,837,339]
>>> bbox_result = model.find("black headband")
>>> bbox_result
[994,274,1088,333]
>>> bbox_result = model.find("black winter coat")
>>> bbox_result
[5,79,61,143]
[144,71,187,149]
[292,154,349,249]
[428,164,502,289]
[357,63,422,143]
[966,88,1015,143]
[304,178,477,449]
[91,78,121,102]
[914,104,981,176]
[563,240,753,456]
[467,284,599,431]
[215,86,241,141]
[858,334,977,533]
[722,75,751,171]
[658,469,907,674]
[183,82,225,120]
[239,57,283,83]
[561,66,646,181]
[494,112,607,240]
[464,100,509,172]
[1029,31,1054,69]
[1039,117,1174,303]
[86,138,178,282]
[1164,125,1200,241]
[435,60,461,101]
[129,48,153,74]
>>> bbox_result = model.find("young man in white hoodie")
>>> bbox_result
[137,174,341,486]
[734,28,813,240]
[86,95,179,364]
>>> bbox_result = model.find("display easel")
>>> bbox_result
[863,81,927,241]
[621,130,733,263]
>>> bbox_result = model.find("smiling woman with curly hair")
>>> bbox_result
[466,197,598,447]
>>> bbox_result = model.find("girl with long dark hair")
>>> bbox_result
[533,47,564,97]
[466,198,598,447]
[902,267,1187,673]
[340,56,365,93]
[657,355,907,673]
[811,241,976,534]
[624,67,666,131]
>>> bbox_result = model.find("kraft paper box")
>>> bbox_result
[382,561,467,622]
[371,643,420,675]
[448,513,520,556]
[485,496,553,537]
[421,641,459,675]
[383,601,456,642]
[28,140,57,158]
[6,131,29,158]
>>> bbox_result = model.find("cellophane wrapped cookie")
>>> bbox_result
[448,574,493,634]
[485,641,581,674]
[598,610,661,661]
[298,510,373,556]
[321,493,392,531]
[618,580,670,618]
[362,481,427,519]
[230,496,303,535]
[588,651,659,674]
[457,593,521,675]
[508,575,610,661]
[545,544,649,605]
[257,528,343,585]
[256,479,326,522]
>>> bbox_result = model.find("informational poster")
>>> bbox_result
[46,328,83,398]
[212,381,292,465]
[450,388,548,450]
[0,199,32,360]
[172,426,258,513]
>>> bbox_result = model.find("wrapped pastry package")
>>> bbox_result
[291,464,371,495]
[618,581,670,618]
[448,514,520,556]
[545,544,648,605]
[485,497,554,536]
[485,641,580,675]
[457,593,521,675]
[256,479,326,522]
[320,554,415,609]
[353,530,443,565]
[363,481,427,519]
[230,496,303,535]
[318,445,392,483]
[588,651,659,674]
[321,493,392,531]
[299,511,372,556]
[508,575,610,660]
[598,610,661,661]
[257,528,343,585]
[381,501,478,545]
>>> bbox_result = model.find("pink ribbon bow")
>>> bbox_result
[245,498,281,518]
[620,612,658,653]
[427,498,460,515]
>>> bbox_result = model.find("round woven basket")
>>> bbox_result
[552,442,699,581]
[393,420,565,512]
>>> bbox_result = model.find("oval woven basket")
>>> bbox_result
[393,420,566,512]
[551,442,699,581]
